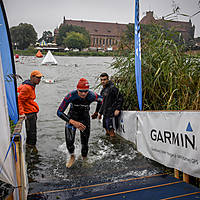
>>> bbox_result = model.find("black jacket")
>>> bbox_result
[99,81,123,117]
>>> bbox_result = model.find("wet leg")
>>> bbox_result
[65,123,76,168]
[80,123,90,158]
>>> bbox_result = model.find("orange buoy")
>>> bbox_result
[36,50,43,58]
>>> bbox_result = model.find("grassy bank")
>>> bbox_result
[13,49,117,57]
[13,47,200,57]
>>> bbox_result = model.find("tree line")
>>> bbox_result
[9,19,199,51]
[10,23,90,50]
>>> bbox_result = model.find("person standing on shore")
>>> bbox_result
[17,70,43,151]
[97,73,123,137]
[57,78,102,168]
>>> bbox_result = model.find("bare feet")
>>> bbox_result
[66,155,75,168]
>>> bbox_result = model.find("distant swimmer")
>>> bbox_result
[57,78,103,168]
[43,79,55,84]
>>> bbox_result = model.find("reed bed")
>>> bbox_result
[112,25,200,111]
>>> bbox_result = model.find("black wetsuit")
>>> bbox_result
[99,81,123,130]
[57,90,102,157]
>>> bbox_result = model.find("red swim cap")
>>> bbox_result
[77,78,89,90]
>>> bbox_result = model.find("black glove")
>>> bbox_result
[91,112,98,119]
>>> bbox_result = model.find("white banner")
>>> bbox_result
[117,111,137,145]
[137,111,200,178]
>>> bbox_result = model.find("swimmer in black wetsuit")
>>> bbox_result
[57,78,102,168]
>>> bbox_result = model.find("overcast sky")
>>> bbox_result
[3,0,200,39]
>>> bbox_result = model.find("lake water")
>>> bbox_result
[15,56,164,198]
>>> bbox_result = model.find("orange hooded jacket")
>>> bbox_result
[17,80,39,115]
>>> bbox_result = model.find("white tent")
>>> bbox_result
[41,50,58,65]
[0,56,17,187]
[0,56,28,199]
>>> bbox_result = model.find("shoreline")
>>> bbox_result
[13,49,118,57]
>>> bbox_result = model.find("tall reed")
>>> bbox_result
[112,25,200,111]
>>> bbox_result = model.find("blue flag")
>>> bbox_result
[134,0,142,110]
[0,1,18,124]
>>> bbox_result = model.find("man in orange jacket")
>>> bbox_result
[17,70,43,149]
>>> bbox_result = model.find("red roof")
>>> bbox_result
[64,19,128,37]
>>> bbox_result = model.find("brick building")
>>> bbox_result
[140,11,195,43]
[54,13,195,50]
[54,17,128,50]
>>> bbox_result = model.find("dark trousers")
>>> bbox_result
[103,115,119,131]
[103,117,114,130]
[65,121,90,157]
[25,113,37,145]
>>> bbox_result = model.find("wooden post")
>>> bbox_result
[5,193,13,200]
[12,117,26,200]
[13,135,22,200]
[174,169,179,179]
[183,173,190,183]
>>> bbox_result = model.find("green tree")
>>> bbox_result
[38,31,54,43]
[119,23,134,51]
[63,32,89,50]
[119,24,184,52]
[55,24,90,46]
[10,23,37,50]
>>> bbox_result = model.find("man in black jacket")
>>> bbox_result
[97,73,123,137]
